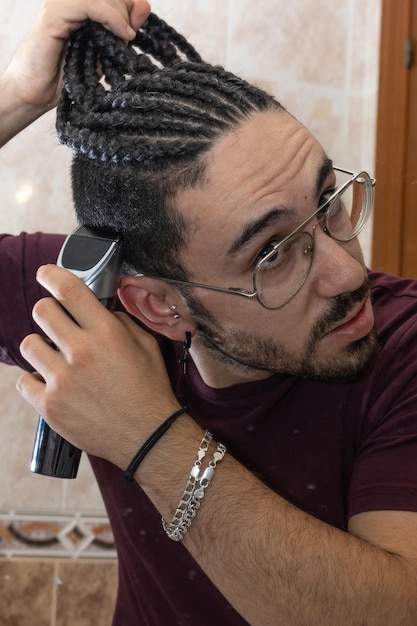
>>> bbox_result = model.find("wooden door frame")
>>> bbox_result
[371,0,413,273]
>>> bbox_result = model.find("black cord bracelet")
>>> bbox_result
[124,406,190,483]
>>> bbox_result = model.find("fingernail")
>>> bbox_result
[36,265,48,282]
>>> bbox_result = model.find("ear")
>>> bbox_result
[118,275,196,341]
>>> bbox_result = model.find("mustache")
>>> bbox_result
[312,277,371,340]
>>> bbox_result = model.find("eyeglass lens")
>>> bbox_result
[325,172,371,242]
[255,171,372,309]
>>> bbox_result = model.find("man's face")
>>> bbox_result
[175,109,378,385]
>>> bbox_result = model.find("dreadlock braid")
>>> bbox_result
[56,13,282,280]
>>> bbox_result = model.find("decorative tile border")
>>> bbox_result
[0,509,116,559]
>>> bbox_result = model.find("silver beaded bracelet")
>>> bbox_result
[162,430,227,541]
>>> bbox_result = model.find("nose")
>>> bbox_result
[310,224,366,299]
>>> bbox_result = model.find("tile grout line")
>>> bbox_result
[50,561,59,626]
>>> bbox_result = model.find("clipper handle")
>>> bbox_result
[31,417,82,479]
[30,225,123,479]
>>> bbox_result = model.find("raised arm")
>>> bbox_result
[0,0,150,147]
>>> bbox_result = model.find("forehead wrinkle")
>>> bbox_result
[176,113,331,274]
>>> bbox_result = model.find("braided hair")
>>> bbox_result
[57,13,282,279]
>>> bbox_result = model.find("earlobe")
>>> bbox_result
[118,277,195,340]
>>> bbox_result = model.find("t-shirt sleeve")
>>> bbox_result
[348,277,417,518]
[0,232,65,370]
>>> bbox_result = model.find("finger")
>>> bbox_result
[36,264,113,331]
[129,0,152,32]
[19,332,62,381]
[31,296,82,354]
[69,0,151,40]
[16,370,48,416]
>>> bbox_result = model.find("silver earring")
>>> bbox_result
[171,305,180,319]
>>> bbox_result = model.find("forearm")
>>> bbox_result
[0,73,51,148]
[137,418,417,626]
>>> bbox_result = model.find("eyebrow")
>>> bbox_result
[227,207,293,257]
[315,157,334,197]
[226,156,334,258]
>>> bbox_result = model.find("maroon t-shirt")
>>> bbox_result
[1,232,417,625]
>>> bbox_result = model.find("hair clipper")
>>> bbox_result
[31,225,123,478]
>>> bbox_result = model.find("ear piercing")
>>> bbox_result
[170,310,192,374]
[179,331,192,374]
[171,304,180,319]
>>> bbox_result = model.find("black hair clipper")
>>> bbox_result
[31,225,123,478]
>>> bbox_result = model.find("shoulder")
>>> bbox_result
[369,270,417,341]
[0,231,66,265]
[349,271,417,424]
[350,271,417,429]
[0,232,67,368]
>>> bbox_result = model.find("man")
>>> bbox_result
[1,1,417,624]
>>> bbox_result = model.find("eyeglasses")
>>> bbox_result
[138,167,376,310]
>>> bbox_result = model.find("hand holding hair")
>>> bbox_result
[0,0,151,146]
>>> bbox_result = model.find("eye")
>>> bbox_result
[256,241,281,267]
[318,187,336,208]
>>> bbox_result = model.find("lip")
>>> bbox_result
[325,298,374,341]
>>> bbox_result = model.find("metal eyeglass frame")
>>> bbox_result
[137,167,376,310]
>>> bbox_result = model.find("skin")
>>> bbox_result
[2,2,417,623]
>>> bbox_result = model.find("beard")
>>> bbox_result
[185,278,380,381]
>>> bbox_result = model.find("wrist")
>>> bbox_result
[127,413,207,516]
[107,402,186,476]
[124,406,190,483]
